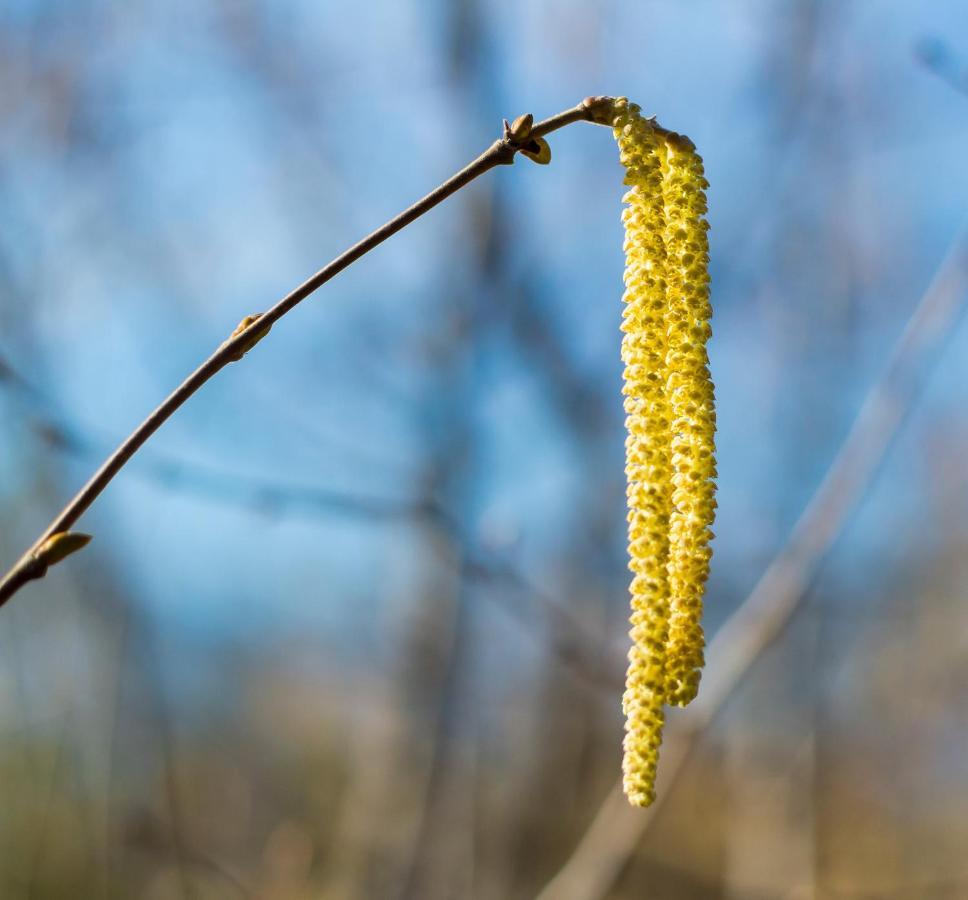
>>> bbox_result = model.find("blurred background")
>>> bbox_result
[1,1,967,897]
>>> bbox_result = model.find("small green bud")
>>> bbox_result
[34,532,92,569]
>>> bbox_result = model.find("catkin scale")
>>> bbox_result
[613,99,716,807]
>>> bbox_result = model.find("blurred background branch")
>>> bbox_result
[537,231,968,900]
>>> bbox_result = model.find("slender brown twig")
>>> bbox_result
[3,347,615,690]
[0,97,616,608]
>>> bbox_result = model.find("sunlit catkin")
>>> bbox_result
[614,98,672,808]
[657,129,716,707]
[613,98,715,807]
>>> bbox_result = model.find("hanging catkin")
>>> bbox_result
[612,98,716,807]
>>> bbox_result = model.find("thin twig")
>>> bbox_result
[535,232,968,900]
[3,346,616,690]
[0,98,616,607]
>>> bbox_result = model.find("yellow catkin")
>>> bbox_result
[657,130,716,707]
[613,98,716,806]
[614,98,673,808]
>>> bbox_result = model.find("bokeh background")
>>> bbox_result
[2,1,968,898]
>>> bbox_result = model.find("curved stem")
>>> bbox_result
[0,97,615,607]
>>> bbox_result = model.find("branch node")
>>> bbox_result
[500,112,552,165]
[33,531,93,575]
[225,313,272,362]
[581,95,618,126]
[489,138,516,166]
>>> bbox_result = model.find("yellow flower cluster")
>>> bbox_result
[613,98,716,807]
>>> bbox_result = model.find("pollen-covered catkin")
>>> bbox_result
[614,98,673,808]
[612,98,716,807]
[657,130,716,707]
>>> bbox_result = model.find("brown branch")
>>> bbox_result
[0,97,616,608]
[3,347,617,691]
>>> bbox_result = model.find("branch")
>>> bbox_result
[0,97,617,608]
[3,347,617,691]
